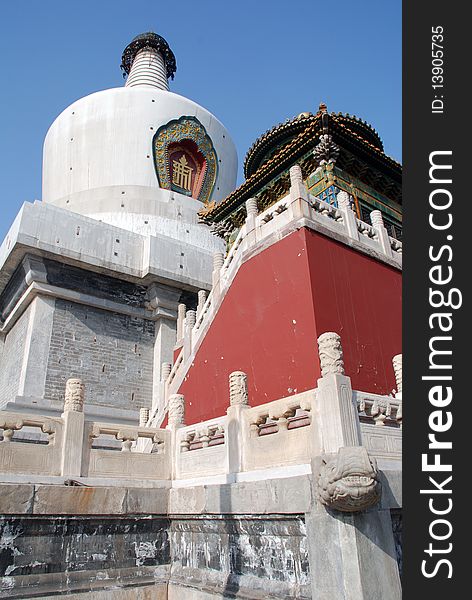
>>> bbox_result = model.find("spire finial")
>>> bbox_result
[121,32,176,90]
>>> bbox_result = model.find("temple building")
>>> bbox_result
[0,31,402,600]
[201,104,401,242]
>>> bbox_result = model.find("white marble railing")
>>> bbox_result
[1,341,402,487]
[0,389,171,483]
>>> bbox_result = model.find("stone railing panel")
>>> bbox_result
[353,390,402,467]
[0,412,63,476]
[242,390,316,472]
[308,196,345,226]
[390,237,403,254]
[84,422,170,480]
[175,417,227,480]
[360,423,402,465]
[354,391,402,427]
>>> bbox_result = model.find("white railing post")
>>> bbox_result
[61,378,85,478]
[289,165,308,201]
[139,407,150,427]
[288,165,312,220]
[315,332,362,452]
[245,198,258,229]
[392,353,402,427]
[166,393,186,479]
[370,210,394,258]
[245,198,259,245]
[196,290,207,318]
[212,251,225,301]
[226,371,250,476]
[312,333,382,516]
[161,362,172,382]
[392,353,402,399]
[176,303,186,341]
[337,191,359,240]
[183,309,196,360]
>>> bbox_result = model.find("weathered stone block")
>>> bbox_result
[0,484,34,515]
[33,486,127,515]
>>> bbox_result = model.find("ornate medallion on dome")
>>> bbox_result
[152,116,218,204]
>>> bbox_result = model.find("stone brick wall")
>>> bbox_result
[0,304,31,409]
[44,300,155,411]
[44,259,149,308]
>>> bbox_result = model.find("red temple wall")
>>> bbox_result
[178,228,402,424]
[305,229,402,396]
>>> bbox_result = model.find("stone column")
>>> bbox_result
[370,210,394,258]
[14,263,55,405]
[337,191,359,240]
[305,509,402,600]
[0,258,54,410]
[61,378,85,478]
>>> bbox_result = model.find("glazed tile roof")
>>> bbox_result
[200,106,401,224]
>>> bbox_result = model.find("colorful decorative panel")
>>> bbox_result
[153,116,218,204]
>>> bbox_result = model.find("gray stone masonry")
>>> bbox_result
[0,253,190,423]
[44,299,155,411]
[0,303,31,409]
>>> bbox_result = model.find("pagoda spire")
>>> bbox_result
[120,32,177,91]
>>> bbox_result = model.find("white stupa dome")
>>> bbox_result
[42,32,237,252]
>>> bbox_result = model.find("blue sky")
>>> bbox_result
[0,0,401,241]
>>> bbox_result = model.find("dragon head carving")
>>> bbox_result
[315,446,381,512]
